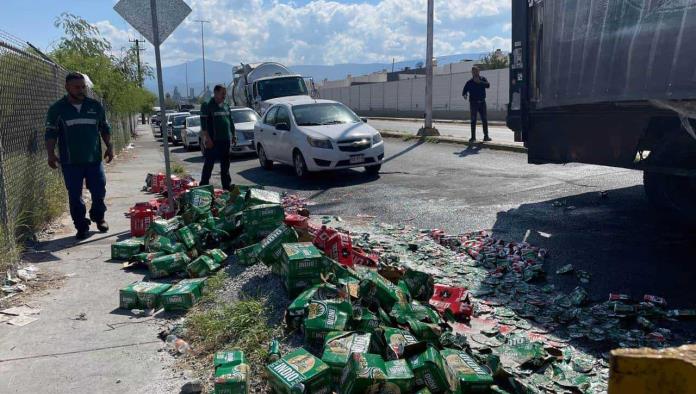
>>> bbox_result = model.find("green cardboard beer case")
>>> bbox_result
[242,204,284,228]
[440,349,494,393]
[303,300,352,347]
[408,346,450,394]
[321,331,375,384]
[383,327,427,360]
[147,252,191,278]
[280,243,324,277]
[258,225,299,269]
[161,278,207,311]
[214,350,249,394]
[111,238,144,260]
[245,188,281,206]
[148,217,183,236]
[265,348,332,394]
[186,255,219,278]
[119,281,171,310]
[358,270,411,312]
[176,225,198,249]
[284,276,323,299]
[340,353,414,394]
[235,243,261,266]
[286,283,344,328]
[206,249,228,265]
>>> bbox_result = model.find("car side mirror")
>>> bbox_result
[275,122,290,131]
[361,117,368,123]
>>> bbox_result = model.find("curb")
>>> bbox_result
[367,116,508,127]
[380,130,527,154]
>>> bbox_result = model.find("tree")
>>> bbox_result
[51,13,156,115]
[478,49,509,70]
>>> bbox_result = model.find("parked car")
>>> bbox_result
[254,99,384,177]
[169,114,190,146]
[196,107,260,156]
[162,112,190,142]
[151,109,177,137]
[182,115,201,151]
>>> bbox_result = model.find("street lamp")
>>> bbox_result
[194,19,210,97]
[418,0,440,136]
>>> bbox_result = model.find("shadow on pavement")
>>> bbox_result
[237,165,378,191]
[453,145,482,158]
[382,140,424,164]
[492,184,696,306]
[32,230,131,262]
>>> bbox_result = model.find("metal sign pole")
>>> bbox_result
[150,0,175,210]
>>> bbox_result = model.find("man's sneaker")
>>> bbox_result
[469,138,477,143]
[483,136,492,142]
[96,220,109,233]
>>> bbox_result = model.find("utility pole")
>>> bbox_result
[185,61,189,99]
[130,38,147,124]
[194,19,210,99]
[418,0,439,136]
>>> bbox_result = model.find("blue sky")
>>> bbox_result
[1,0,511,67]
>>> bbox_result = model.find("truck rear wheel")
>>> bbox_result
[643,129,696,226]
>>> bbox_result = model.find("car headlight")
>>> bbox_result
[373,132,383,144]
[307,136,333,149]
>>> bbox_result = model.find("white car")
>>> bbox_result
[182,115,201,151]
[193,107,260,155]
[254,99,384,177]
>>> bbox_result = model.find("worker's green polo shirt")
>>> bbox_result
[201,99,235,142]
[45,96,111,165]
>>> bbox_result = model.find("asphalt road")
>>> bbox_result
[168,138,696,312]
[368,118,519,144]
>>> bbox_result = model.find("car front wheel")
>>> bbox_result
[258,144,273,170]
[293,150,309,178]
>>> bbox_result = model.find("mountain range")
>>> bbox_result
[146,53,486,96]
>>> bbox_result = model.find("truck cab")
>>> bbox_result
[232,62,312,115]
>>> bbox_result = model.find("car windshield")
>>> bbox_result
[231,110,259,124]
[292,103,361,126]
[173,115,188,126]
[257,77,308,101]
[187,117,201,127]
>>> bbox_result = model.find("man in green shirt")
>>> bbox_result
[45,72,114,240]
[200,84,236,189]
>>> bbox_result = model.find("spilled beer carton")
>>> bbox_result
[321,331,375,384]
[303,300,352,347]
[286,283,344,329]
[111,238,144,260]
[119,281,171,310]
[161,278,207,312]
[258,225,299,269]
[408,346,450,394]
[441,349,494,393]
[265,348,332,394]
[340,353,414,394]
[214,350,250,394]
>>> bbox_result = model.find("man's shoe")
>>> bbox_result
[483,136,492,142]
[96,220,109,233]
[76,228,90,240]
[469,138,477,143]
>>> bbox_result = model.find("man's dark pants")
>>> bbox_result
[201,140,231,189]
[469,100,489,140]
[61,162,107,232]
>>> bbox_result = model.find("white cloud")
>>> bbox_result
[100,0,510,67]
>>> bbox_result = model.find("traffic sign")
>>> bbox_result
[114,0,192,45]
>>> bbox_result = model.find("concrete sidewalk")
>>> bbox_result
[0,126,185,394]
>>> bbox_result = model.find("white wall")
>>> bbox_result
[318,68,509,116]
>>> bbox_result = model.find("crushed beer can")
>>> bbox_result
[119,281,171,310]
[161,278,206,312]
[265,348,332,394]
[609,293,631,302]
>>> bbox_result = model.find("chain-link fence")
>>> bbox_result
[0,31,134,268]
